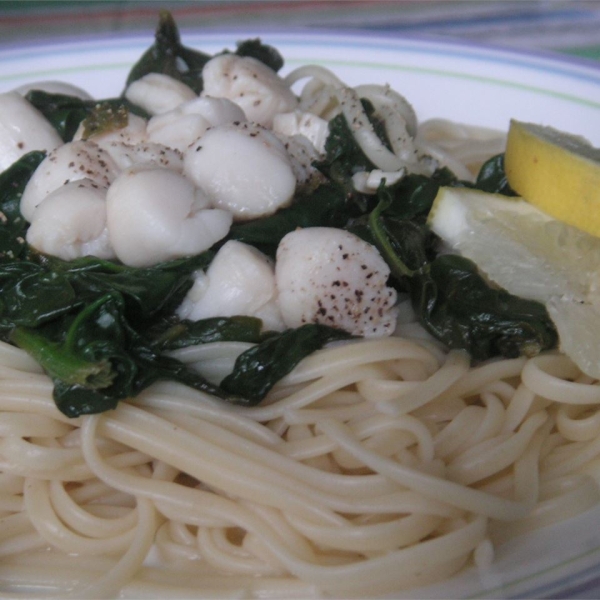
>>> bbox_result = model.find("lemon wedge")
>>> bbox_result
[427,187,600,304]
[504,119,600,237]
[427,186,600,378]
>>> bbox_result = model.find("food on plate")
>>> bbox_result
[1,11,600,599]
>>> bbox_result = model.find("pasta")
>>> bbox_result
[2,335,600,598]
[1,24,600,600]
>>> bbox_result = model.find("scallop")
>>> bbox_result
[147,96,245,152]
[26,179,115,261]
[201,54,297,127]
[183,122,296,220]
[275,227,399,337]
[0,92,63,172]
[106,165,231,267]
[124,73,197,116]
[177,240,285,332]
[20,140,119,222]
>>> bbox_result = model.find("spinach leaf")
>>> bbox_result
[411,255,558,360]
[0,249,229,416]
[220,324,352,403]
[366,196,431,280]
[234,38,284,72]
[0,262,80,334]
[25,91,91,142]
[9,289,347,415]
[474,153,517,196]
[347,183,439,284]
[0,151,45,261]
[10,293,229,417]
[382,168,459,221]
[151,316,263,351]
[125,10,212,94]
[10,304,118,392]
[38,251,214,321]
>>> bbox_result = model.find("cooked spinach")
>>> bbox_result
[1,240,348,416]
[382,168,459,220]
[125,10,212,94]
[10,294,230,417]
[411,255,558,360]
[221,324,351,402]
[0,262,78,334]
[0,251,229,415]
[474,153,517,195]
[25,91,93,142]
[363,191,431,279]
[38,252,213,320]
[125,10,284,94]
[346,175,446,281]
[0,151,45,261]
[235,38,284,72]
[150,316,263,351]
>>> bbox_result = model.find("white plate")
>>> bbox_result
[1,30,600,600]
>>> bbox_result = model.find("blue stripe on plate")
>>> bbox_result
[1,29,599,87]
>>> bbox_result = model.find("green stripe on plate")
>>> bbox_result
[0,62,133,84]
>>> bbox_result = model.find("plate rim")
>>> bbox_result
[1,25,600,78]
